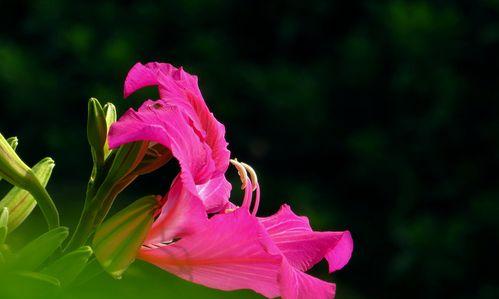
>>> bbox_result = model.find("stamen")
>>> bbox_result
[240,162,259,191]
[252,184,261,216]
[242,179,253,209]
[230,159,248,190]
[230,158,262,215]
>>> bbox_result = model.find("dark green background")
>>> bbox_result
[1,1,498,298]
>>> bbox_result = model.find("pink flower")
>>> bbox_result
[138,160,353,299]
[109,62,353,298]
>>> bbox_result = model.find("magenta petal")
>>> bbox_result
[138,208,283,298]
[259,205,353,272]
[123,62,230,175]
[108,100,213,186]
[195,173,231,213]
[325,230,354,272]
[124,62,166,98]
[144,176,208,244]
[279,260,336,299]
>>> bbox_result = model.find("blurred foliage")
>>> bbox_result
[1,0,499,298]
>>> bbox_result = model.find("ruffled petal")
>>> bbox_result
[124,62,230,175]
[325,230,353,273]
[259,205,353,273]
[108,100,215,196]
[144,176,208,245]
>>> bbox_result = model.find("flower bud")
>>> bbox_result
[0,133,59,229]
[87,98,107,166]
[0,137,17,184]
[103,103,117,159]
[93,195,158,279]
[41,246,93,286]
[0,158,55,232]
[103,103,117,131]
[6,137,18,151]
[0,133,32,189]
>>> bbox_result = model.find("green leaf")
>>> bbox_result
[41,246,93,286]
[0,207,9,243]
[93,195,157,279]
[0,158,55,232]
[11,227,69,270]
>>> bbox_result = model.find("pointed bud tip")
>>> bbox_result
[7,137,18,149]
[39,157,55,167]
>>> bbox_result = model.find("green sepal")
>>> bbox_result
[87,98,108,166]
[105,141,149,184]
[10,227,69,270]
[41,246,93,286]
[93,195,157,279]
[89,142,148,220]
[0,157,55,232]
[132,143,172,177]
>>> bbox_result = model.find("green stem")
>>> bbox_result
[27,177,59,229]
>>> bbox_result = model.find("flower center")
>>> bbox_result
[230,159,261,216]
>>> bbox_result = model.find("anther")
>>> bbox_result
[240,162,258,191]
[230,159,249,190]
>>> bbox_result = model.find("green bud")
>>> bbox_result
[6,137,18,151]
[93,195,157,279]
[0,134,59,229]
[0,133,32,189]
[103,103,117,131]
[0,158,55,232]
[87,98,108,166]
[103,102,117,159]
[0,137,17,184]
[41,246,93,286]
